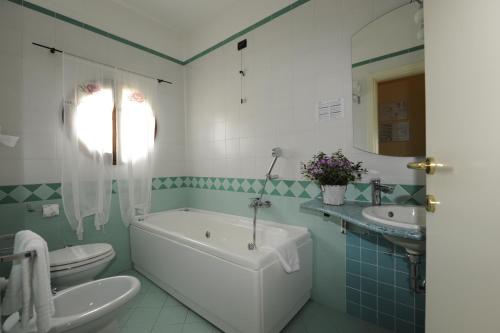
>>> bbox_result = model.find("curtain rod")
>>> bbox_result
[32,42,173,84]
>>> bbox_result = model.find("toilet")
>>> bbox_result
[50,243,115,289]
[3,275,141,333]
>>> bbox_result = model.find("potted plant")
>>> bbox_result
[301,150,366,205]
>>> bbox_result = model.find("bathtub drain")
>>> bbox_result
[205,231,211,238]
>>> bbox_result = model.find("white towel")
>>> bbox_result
[2,231,54,333]
[261,234,300,273]
[21,256,33,328]
[2,232,33,327]
[0,277,8,333]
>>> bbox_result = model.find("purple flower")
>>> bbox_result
[301,150,366,186]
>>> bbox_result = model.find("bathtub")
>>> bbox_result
[130,208,313,333]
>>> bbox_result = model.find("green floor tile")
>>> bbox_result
[125,293,146,309]
[137,292,167,308]
[182,321,214,333]
[151,323,183,333]
[118,269,392,333]
[116,308,133,327]
[155,306,188,325]
[186,310,205,323]
[164,295,184,307]
[123,307,161,332]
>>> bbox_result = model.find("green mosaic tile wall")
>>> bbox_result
[0,177,425,205]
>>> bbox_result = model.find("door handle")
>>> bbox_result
[426,194,440,213]
[407,157,444,175]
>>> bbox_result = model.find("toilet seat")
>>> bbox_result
[50,243,114,268]
[50,243,114,272]
[49,243,116,289]
[50,250,115,272]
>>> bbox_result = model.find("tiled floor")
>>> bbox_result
[119,270,390,333]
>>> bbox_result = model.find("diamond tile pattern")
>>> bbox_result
[0,177,425,205]
[0,184,61,204]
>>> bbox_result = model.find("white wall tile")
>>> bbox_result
[184,0,422,184]
[0,4,185,185]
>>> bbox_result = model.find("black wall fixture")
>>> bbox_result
[238,39,247,104]
[237,39,247,51]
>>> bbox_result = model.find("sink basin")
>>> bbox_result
[361,205,426,230]
[362,205,426,255]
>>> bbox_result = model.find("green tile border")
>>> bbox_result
[7,0,184,65]
[352,45,424,68]
[183,0,311,65]
[0,177,425,205]
[8,0,311,66]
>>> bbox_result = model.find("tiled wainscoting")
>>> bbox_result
[1,176,425,332]
[346,230,425,333]
[0,177,425,205]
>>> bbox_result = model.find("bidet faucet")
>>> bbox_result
[370,178,394,206]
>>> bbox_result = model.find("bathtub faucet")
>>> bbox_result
[249,198,271,209]
[249,198,272,250]
[248,147,281,251]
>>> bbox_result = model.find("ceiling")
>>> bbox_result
[110,0,243,33]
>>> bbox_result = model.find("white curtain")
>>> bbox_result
[62,54,114,240]
[115,70,156,226]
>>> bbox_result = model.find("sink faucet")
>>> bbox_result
[370,178,394,206]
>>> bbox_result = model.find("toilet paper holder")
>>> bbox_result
[26,203,60,217]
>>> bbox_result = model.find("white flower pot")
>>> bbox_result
[321,185,347,206]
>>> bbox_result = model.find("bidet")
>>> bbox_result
[3,275,140,333]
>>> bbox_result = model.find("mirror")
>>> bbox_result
[352,3,425,157]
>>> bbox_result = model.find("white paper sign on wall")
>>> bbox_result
[317,98,344,121]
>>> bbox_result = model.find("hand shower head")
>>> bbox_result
[271,147,282,158]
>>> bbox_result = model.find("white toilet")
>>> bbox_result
[49,243,116,289]
[3,275,141,333]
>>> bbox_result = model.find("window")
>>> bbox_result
[74,83,114,154]
[119,88,155,163]
[70,83,156,165]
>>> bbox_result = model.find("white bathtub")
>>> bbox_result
[130,208,313,333]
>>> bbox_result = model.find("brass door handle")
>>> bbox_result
[407,157,444,175]
[426,194,440,213]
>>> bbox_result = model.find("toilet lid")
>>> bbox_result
[50,250,115,273]
[50,243,113,267]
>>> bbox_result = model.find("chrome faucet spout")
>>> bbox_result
[370,178,395,206]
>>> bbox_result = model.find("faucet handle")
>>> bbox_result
[380,185,395,194]
[249,198,260,208]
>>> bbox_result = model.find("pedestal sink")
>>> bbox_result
[361,205,426,255]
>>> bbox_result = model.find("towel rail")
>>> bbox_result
[0,234,37,263]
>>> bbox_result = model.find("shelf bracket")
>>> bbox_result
[341,219,347,234]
